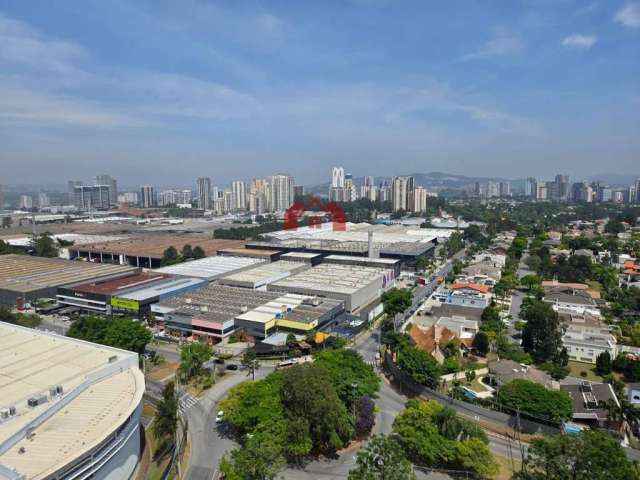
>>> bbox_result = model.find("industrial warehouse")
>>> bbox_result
[245,222,453,268]
[218,261,309,289]
[0,323,145,480]
[57,272,207,316]
[268,263,394,313]
[154,255,265,281]
[69,236,245,268]
[0,254,137,304]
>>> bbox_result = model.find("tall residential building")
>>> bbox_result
[269,174,294,212]
[524,177,537,197]
[158,189,190,206]
[140,185,155,208]
[223,189,233,213]
[95,174,117,206]
[118,192,139,204]
[486,181,500,198]
[249,191,266,214]
[74,185,110,210]
[67,180,83,205]
[391,176,414,212]
[379,181,391,203]
[331,167,345,188]
[37,192,50,208]
[294,185,304,198]
[535,181,548,200]
[499,181,511,197]
[553,174,569,201]
[412,186,428,213]
[197,177,212,210]
[231,180,247,211]
[19,194,33,210]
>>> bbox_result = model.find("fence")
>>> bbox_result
[384,352,562,436]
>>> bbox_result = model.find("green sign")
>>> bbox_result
[111,297,140,312]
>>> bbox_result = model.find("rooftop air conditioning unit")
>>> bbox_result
[240,306,248,313]
[27,395,47,408]
[1,409,9,419]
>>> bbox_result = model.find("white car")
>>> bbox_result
[215,410,224,423]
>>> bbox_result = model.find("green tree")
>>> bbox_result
[521,274,542,291]
[181,244,193,260]
[595,351,612,376]
[521,299,562,363]
[472,330,490,356]
[381,288,413,318]
[242,350,261,381]
[161,246,180,266]
[178,341,213,380]
[397,344,441,387]
[67,316,151,354]
[153,381,178,443]
[516,430,640,480]
[393,400,497,477]
[220,437,285,480]
[314,348,380,405]
[192,245,206,259]
[496,379,572,422]
[348,434,416,480]
[281,364,354,456]
[31,232,59,257]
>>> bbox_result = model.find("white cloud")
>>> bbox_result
[460,33,523,61]
[0,12,87,74]
[0,84,145,128]
[615,3,640,28]
[562,34,597,50]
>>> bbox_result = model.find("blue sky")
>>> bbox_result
[0,0,638,186]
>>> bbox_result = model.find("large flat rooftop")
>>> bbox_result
[271,263,386,295]
[0,254,137,294]
[71,272,170,295]
[0,323,144,480]
[218,261,309,289]
[160,285,279,323]
[72,235,245,259]
[154,255,265,281]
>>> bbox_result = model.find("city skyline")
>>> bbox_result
[1,1,639,184]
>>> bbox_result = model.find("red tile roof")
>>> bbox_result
[450,282,490,294]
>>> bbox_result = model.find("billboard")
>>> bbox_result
[111,297,140,312]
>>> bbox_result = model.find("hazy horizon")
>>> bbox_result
[1,1,639,185]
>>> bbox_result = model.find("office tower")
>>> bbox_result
[524,177,537,197]
[67,180,83,205]
[231,180,247,211]
[391,176,414,211]
[599,186,612,202]
[197,177,212,210]
[486,181,500,198]
[554,174,569,201]
[379,181,391,203]
[118,192,139,204]
[535,181,547,200]
[19,195,33,210]
[95,175,117,205]
[37,192,50,208]
[474,182,487,198]
[412,186,428,213]
[74,186,110,210]
[499,182,511,197]
[294,185,304,198]
[269,174,294,212]
[331,167,345,188]
[140,185,155,208]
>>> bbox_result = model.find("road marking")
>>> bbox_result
[179,393,199,414]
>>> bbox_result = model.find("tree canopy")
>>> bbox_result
[348,434,416,480]
[516,430,640,480]
[67,315,152,354]
[521,299,563,363]
[496,379,572,422]
[381,288,413,318]
[393,400,497,477]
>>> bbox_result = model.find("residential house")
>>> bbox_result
[432,282,491,309]
[409,324,466,364]
[543,287,600,316]
[560,382,620,429]
[486,359,558,390]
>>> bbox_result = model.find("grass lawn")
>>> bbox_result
[146,361,178,382]
[493,454,522,480]
[146,428,172,480]
[567,360,602,382]
[586,281,602,299]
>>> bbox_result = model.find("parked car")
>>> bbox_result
[215,410,224,423]
[226,364,238,371]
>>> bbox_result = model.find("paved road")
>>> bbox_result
[184,367,274,480]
